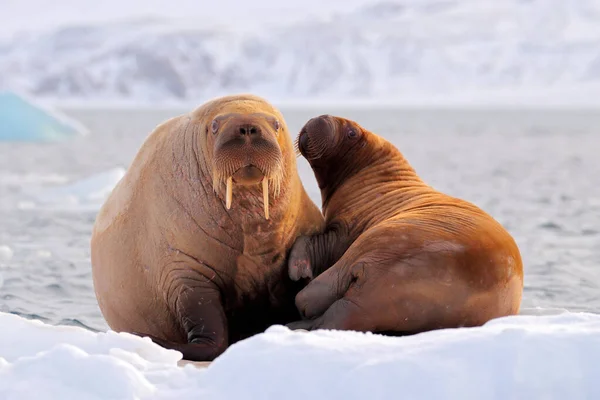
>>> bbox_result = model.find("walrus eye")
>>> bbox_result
[274,119,280,134]
[347,128,357,138]
[211,120,219,134]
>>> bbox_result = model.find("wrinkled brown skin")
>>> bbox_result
[90,94,324,361]
[287,115,523,334]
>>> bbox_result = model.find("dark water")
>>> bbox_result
[1,106,599,332]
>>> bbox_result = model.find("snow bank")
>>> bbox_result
[4,1,600,106]
[17,167,125,212]
[1,310,599,399]
[0,312,202,400]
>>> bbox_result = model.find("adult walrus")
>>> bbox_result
[90,94,324,361]
[287,115,523,334]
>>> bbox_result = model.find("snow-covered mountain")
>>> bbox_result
[3,0,600,105]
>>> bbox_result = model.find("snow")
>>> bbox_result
[0,246,13,263]
[3,0,600,107]
[0,309,599,399]
[0,91,88,141]
[16,167,125,211]
[0,311,188,399]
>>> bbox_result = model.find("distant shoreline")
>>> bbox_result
[44,90,600,112]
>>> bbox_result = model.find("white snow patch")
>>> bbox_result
[35,250,53,259]
[0,246,14,263]
[0,310,599,399]
[0,312,203,400]
[0,173,69,186]
[18,167,125,211]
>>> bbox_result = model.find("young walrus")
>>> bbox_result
[90,94,324,361]
[287,115,523,334]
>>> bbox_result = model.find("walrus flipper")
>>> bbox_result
[286,264,364,332]
[288,227,350,282]
[136,286,228,361]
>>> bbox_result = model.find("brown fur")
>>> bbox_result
[91,94,324,361]
[287,115,523,333]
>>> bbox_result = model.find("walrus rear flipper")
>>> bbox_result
[133,332,226,361]
[136,286,228,362]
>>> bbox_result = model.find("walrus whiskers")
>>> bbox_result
[295,132,329,161]
[306,138,329,160]
[293,136,302,158]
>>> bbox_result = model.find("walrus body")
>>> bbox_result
[287,115,523,334]
[91,94,323,361]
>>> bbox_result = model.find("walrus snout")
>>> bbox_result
[211,113,284,220]
[305,115,334,136]
[236,123,262,137]
[297,115,335,160]
[219,124,273,147]
[232,165,264,185]
[212,114,283,181]
[297,128,310,155]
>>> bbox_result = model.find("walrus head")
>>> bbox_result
[295,114,366,161]
[200,99,288,220]
[295,115,373,191]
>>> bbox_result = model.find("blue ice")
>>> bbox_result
[0,91,88,141]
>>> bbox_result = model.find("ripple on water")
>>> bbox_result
[57,318,102,332]
[581,229,598,236]
[538,221,563,231]
[6,311,51,323]
[45,283,69,296]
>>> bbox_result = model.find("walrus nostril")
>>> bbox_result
[239,125,259,136]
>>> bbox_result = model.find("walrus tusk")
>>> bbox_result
[262,177,269,220]
[226,177,233,209]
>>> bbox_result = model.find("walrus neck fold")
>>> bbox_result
[318,141,421,211]
[322,145,430,230]
[311,146,368,207]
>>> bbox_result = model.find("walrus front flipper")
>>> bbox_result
[288,226,350,282]
[137,286,228,362]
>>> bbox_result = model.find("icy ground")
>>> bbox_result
[0,310,599,399]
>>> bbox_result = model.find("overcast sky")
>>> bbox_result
[1,0,378,37]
